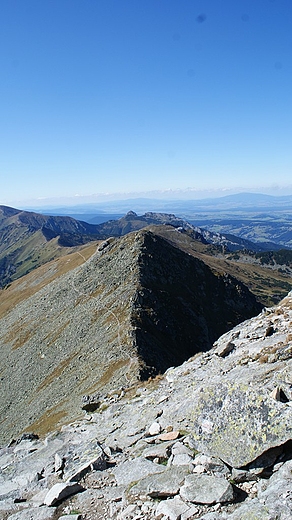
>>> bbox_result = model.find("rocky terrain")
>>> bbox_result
[1,291,292,519]
[0,228,262,446]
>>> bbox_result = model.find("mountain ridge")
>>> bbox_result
[0,204,283,291]
[0,227,262,446]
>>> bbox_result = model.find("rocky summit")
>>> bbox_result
[0,292,292,519]
[0,228,261,446]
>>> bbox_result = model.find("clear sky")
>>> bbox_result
[1,0,292,206]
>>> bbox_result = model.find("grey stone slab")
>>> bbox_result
[63,440,106,482]
[7,507,56,520]
[228,500,273,520]
[189,376,292,468]
[142,440,174,460]
[128,466,189,497]
[112,457,165,486]
[180,474,234,505]
[155,495,192,520]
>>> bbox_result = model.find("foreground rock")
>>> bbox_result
[180,475,234,504]
[0,293,292,519]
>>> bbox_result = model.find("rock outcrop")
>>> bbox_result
[0,229,262,446]
[1,292,292,519]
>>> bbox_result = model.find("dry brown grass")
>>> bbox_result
[45,321,70,347]
[0,242,99,319]
[3,319,34,350]
[36,351,78,392]
[24,406,68,438]
[84,358,130,393]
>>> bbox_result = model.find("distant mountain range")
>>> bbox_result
[29,191,292,213]
[27,192,292,249]
[1,204,292,304]
[0,204,288,290]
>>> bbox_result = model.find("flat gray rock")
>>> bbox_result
[180,474,234,504]
[228,500,272,520]
[111,457,165,486]
[155,495,193,520]
[142,439,174,460]
[7,507,56,520]
[128,466,189,497]
[63,439,106,482]
[189,374,292,468]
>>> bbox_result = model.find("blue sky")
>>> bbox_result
[1,0,292,206]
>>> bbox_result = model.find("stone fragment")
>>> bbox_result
[66,455,106,482]
[128,466,188,497]
[54,452,64,473]
[231,468,256,483]
[181,506,200,520]
[247,445,283,475]
[44,482,84,506]
[112,457,165,486]
[270,386,289,403]
[270,386,281,400]
[193,455,230,477]
[195,514,221,520]
[171,453,193,466]
[171,441,193,456]
[30,488,50,505]
[63,442,106,482]
[155,494,192,520]
[142,440,174,460]
[148,422,161,436]
[7,507,56,519]
[193,464,205,473]
[180,474,234,504]
[228,500,272,520]
[119,504,139,518]
[214,341,235,357]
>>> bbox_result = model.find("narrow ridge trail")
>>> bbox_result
[71,241,136,386]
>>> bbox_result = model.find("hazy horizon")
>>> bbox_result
[3,185,292,213]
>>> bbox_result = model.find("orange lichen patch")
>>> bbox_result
[0,242,99,318]
[36,352,78,392]
[23,406,68,438]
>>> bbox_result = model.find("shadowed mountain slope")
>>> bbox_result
[0,229,262,445]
